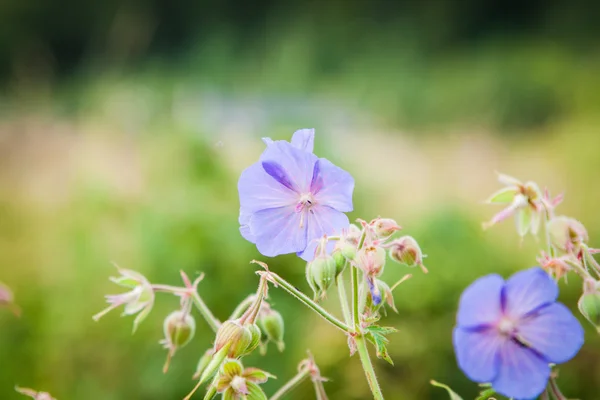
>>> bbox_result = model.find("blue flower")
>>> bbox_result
[238,129,354,261]
[453,267,584,399]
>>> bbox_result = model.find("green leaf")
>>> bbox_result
[365,325,398,365]
[430,380,463,400]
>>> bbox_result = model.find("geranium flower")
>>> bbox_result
[453,267,583,399]
[238,129,354,261]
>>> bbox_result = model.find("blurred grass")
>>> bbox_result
[0,27,600,400]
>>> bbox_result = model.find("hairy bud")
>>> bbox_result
[306,254,337,300]
[371,218,401,238]
[163,310,196,349]
[214,320,254,359]
[548,216,588,254]
[389,236,428,273]
[579,280,600,332]
[258,308,285,352]
[332,249,347,276]
[356,245,386,276]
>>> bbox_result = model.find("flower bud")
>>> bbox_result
[548,216,588,253]
[578,285,600,332]
[356,245,386,276]
[214,320,253,358]
[389,236,428,273]
[245,323,262,356]
[371,218,401,238]
[332,249,347,276]
[258,308,285,352]
[306,254,337,300]
[163,310,196,349]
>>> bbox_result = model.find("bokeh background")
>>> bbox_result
[1,1,600,399]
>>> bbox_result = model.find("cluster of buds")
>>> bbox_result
[484,173,600,332]
[306,217,425,320]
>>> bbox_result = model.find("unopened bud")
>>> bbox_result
[372,218,401,238]
[548,216,588,253]
[389,236,428,273]
[163,310,196,349]
[356,245,386,276]
[245,323,262,356]
[578,283,600,332]
[332,249,346,276]
[258,309,285,352]
[306,254,336,300]
[214,320,253,358]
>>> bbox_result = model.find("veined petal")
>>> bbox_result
[504,267,558,319]
[262,161,298,192]
[492,339,550,400]
[453,327,503,383]
[252,206,307,257]
[239,210,256,243]
[238,162,298,213]
[517,303,584,364]
[260,140,318,193]
[456,274,504,328]
[298,205,349,261]
[311,158,354,212]
[291,128,315,153]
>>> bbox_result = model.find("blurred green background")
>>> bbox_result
[1,1,600,399]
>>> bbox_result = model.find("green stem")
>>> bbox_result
[542,207,556,258]
[269,367,310,400]
[191,291,221,333]
[265,272,351,333]
[351,265,360,331]
[355,335,384,400]
[336,266,352,326]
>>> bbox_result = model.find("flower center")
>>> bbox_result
[295,193,315,228]
[497,317,516,336]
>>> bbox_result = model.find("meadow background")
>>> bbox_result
[1,1,599,399]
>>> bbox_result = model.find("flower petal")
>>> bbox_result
[456,274,504,328]
[239,210,256,243]
[298,205,349,261]
[453,327,502,383]
[517,303,584,364]
[504,267,558,319]
[260,140,317,193]
[262,161,298,192]
[492,339,550,399]
[311,158,354,212]
[238,162,297,213]
[291,128,315,153]
[251,206,307,257]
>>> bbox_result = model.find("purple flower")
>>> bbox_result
[453,267,584,399]
[238,129,354,261]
